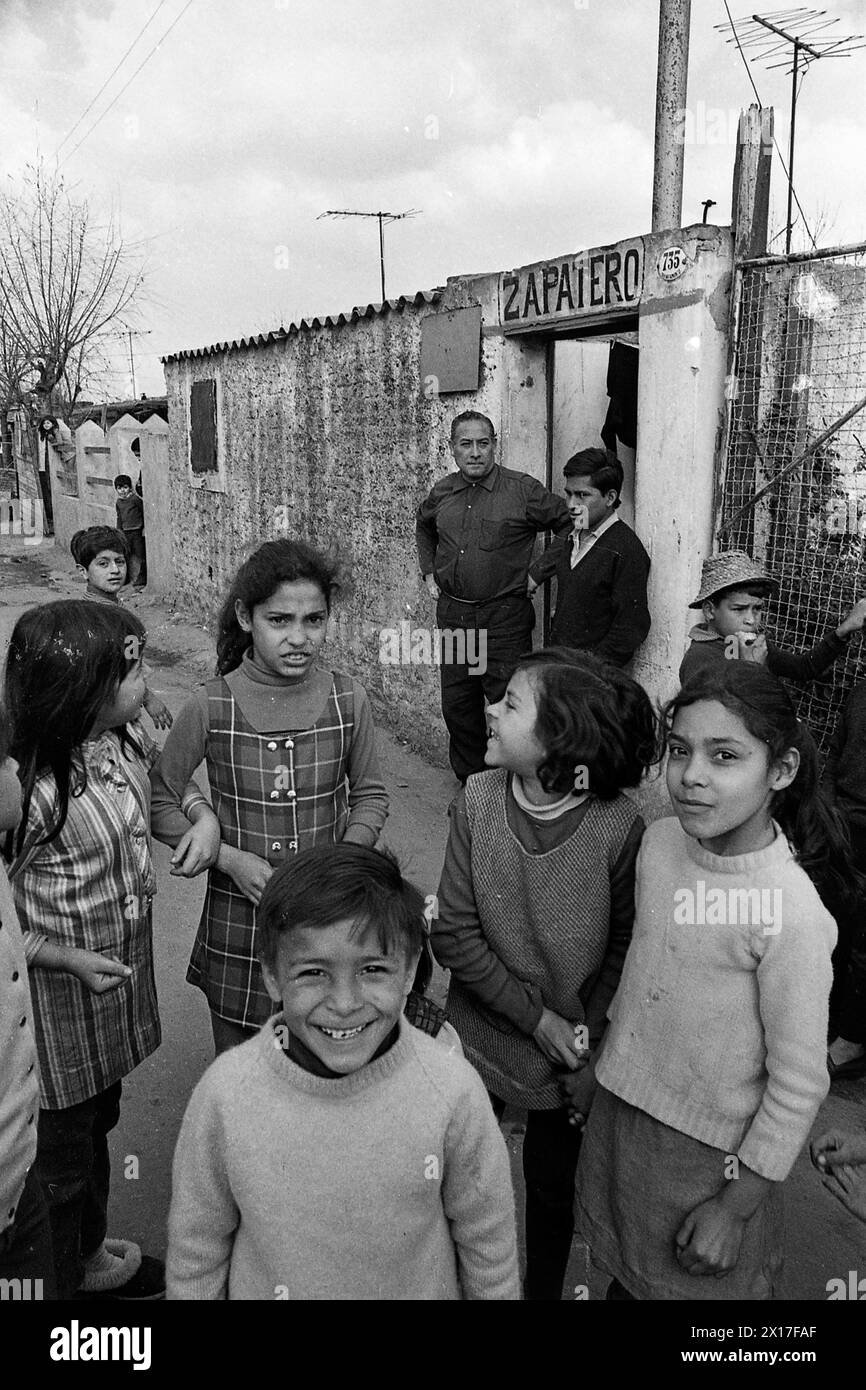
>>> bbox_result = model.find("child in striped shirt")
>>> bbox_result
[2,600,219,1299]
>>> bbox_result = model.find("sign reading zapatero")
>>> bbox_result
[500,238,644,328]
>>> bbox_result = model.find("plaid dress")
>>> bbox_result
[7,722,160,1109]
[187,672,355,1027]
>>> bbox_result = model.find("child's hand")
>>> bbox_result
[675,1195,745,1277]
[220,846,274,905]
[737,632,767,664]
[837,597,866,638]
[532,1008,584,1070]
[811,1128,866,1172]
[559,1062,598,1129]
[171,812,221,877]
[144,690,173,730]
[69,949,133,994]
[820,1163,866,1224]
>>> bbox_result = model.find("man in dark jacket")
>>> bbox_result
[528,448,650,667]
[416,411,571,782]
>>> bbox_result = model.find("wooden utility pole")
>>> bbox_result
[731,104,774,260]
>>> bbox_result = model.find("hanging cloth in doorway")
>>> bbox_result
[600,341,638,455]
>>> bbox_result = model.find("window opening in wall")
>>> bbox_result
[190,379,218,474]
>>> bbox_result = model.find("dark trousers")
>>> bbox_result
[37,469,54,533]
[831,823,866,1043]
[438,594,534,782]
[0,1166,57,1299]
[35,1081,122,1299]
[490,1095,583,1301]
[124,528,147,587]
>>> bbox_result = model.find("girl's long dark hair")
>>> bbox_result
[516,647,661,797]
[215,539,342,676]
[664,662,864,919]
[4,600,146,856]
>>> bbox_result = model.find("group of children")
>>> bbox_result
[1,528,865,1302]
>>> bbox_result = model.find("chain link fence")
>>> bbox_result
[716,244,866,751]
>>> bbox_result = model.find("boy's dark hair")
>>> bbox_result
[216,537,342,675]
[114,474,133,490]
[71,526,130,568]
[563,447,623,508]
[5,600,146,855]
[256,844,426,972]
[450,410,495,441]
[706,580,774,606]
[515,647,660,797]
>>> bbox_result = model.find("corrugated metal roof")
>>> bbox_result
[162,289,444,364]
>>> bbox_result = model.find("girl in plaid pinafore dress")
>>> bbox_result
[151,540,389,1051]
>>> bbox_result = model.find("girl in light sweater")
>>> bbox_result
[432,648,658,1300]
[575,661,862,1300]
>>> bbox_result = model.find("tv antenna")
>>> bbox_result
[317,209,421,301]
[715,8,865,253]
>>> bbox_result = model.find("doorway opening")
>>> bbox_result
[542,317,640,639]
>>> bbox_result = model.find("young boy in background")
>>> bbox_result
[528,448,651,667]
[680,550,866,684]
[70,527,172,731]
[167,844,520,1301]
[114,474,147,590]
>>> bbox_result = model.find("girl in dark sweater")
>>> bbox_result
[432,647,658,1300]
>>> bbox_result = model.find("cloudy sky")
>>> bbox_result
[2,0,865,396]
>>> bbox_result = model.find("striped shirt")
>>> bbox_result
[5,721,197,1109]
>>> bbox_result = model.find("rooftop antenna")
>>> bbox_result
[715,8,865,253]
[317,209,421,302]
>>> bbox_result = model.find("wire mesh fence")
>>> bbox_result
[716,245,866,752]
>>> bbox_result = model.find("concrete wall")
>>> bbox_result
[630,224,733,703]
[140,428,172,596]
[51,414,169,562]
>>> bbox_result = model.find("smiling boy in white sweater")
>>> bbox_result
[166,844,520,1301]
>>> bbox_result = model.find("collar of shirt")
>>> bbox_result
[449,465,499,493]
[574,511,619,544]
[83,732,131,791]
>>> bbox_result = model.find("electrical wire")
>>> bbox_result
[721,0,817,250]
[60,0,195,167]
[56,0,170,155]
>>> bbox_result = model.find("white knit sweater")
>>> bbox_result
[597,818,836,1181]
[167,1015,520,1300]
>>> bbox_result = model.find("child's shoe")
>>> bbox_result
[78,1239,165,1300]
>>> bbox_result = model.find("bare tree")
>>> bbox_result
[0,162,144,408]
[0,160,144,487]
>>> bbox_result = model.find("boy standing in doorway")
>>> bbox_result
[528,448,651,666]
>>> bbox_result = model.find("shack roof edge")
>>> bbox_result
[162,289,445,364]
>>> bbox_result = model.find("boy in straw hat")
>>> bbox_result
[679,550,866,685]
